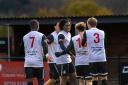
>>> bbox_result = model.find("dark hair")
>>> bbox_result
[87,17,97,27]
[29,19,39,30]
[59,19,71,30]
[75,22,86,32]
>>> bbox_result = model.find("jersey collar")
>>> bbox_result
[90,27,97,30]
[62,30,69,34]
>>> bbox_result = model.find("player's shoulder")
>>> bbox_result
[23,35,26,39]
[95,28,104,32]
[72,34,79,40]
[23,34,27,38]
[58,31,65,36]
[23,32,31,39]
[86,30,92,36]
[51,31,56,34]
[86,29,92,33]
[34,32,44,38]
[58,31,63,35]
[37,31,44,35]
[51,31,57,36]
[99,29,105,33]
[96,28,105,34]
[67,32,71,36]
[59,30,68,35]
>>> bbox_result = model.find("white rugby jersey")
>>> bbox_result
[23,31,44,67]
[56,31,72,64]
[72,34,90,66]
[48,31,58,63]
[86,28,106,62]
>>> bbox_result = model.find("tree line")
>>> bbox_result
[0,0,127,17]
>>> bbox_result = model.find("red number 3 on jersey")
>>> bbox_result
[94,33,100,43]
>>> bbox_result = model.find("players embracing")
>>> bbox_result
[55,17,108,85]
[23,17,108,85]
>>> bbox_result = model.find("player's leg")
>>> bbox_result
[25,67,34,85]
[68,72,77,85]
[86,78,92,85]
[44,63,60,85]
[44,79,54,85]
[76,76,85,85]
[75,65,85,85]
[66,81,71,85]
[34,67,44,85]
[92,76,98,85]
[56,64,68,85]
[99,75,107,85]
[68,63,77,85]
[98,62,108,85]
[79,78,85,85]
[85,65,92,85]
[90,62,98,85]
[44,63,55,85]
[60,76,68,85]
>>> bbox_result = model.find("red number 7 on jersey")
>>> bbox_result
[29,37,35,48]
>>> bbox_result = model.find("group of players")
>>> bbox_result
[23,17,108,85]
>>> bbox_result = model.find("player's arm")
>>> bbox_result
[58,34,74,55]
[58,34,67,51]
[47,34,54,44]
[63,39,74,54]
[55,39,74,57]
[82,31,87,46]
[42,35,48,55]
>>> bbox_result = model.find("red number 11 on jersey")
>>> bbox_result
[76,38,87,48]
[29,37,35,48]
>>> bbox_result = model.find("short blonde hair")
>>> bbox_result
[87,17,97,27]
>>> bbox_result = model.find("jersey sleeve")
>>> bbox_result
[42,35,48,55]
[47,34,54,44]
[58,34,66,51]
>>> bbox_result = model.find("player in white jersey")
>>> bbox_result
[55,22,92,85]
[56,19,77,85]
[23,19,48,85]
[44,22,60,85]
[83,17,108,85]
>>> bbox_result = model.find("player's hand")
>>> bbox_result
[44,39,49,44]
[55,52,62,57]
[47,56,54,62]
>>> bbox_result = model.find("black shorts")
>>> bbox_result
[57,62,75,76]
[75,65,92,79]
[90,62,108,77]
[48,63,59,79]
[25,67,44,79]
